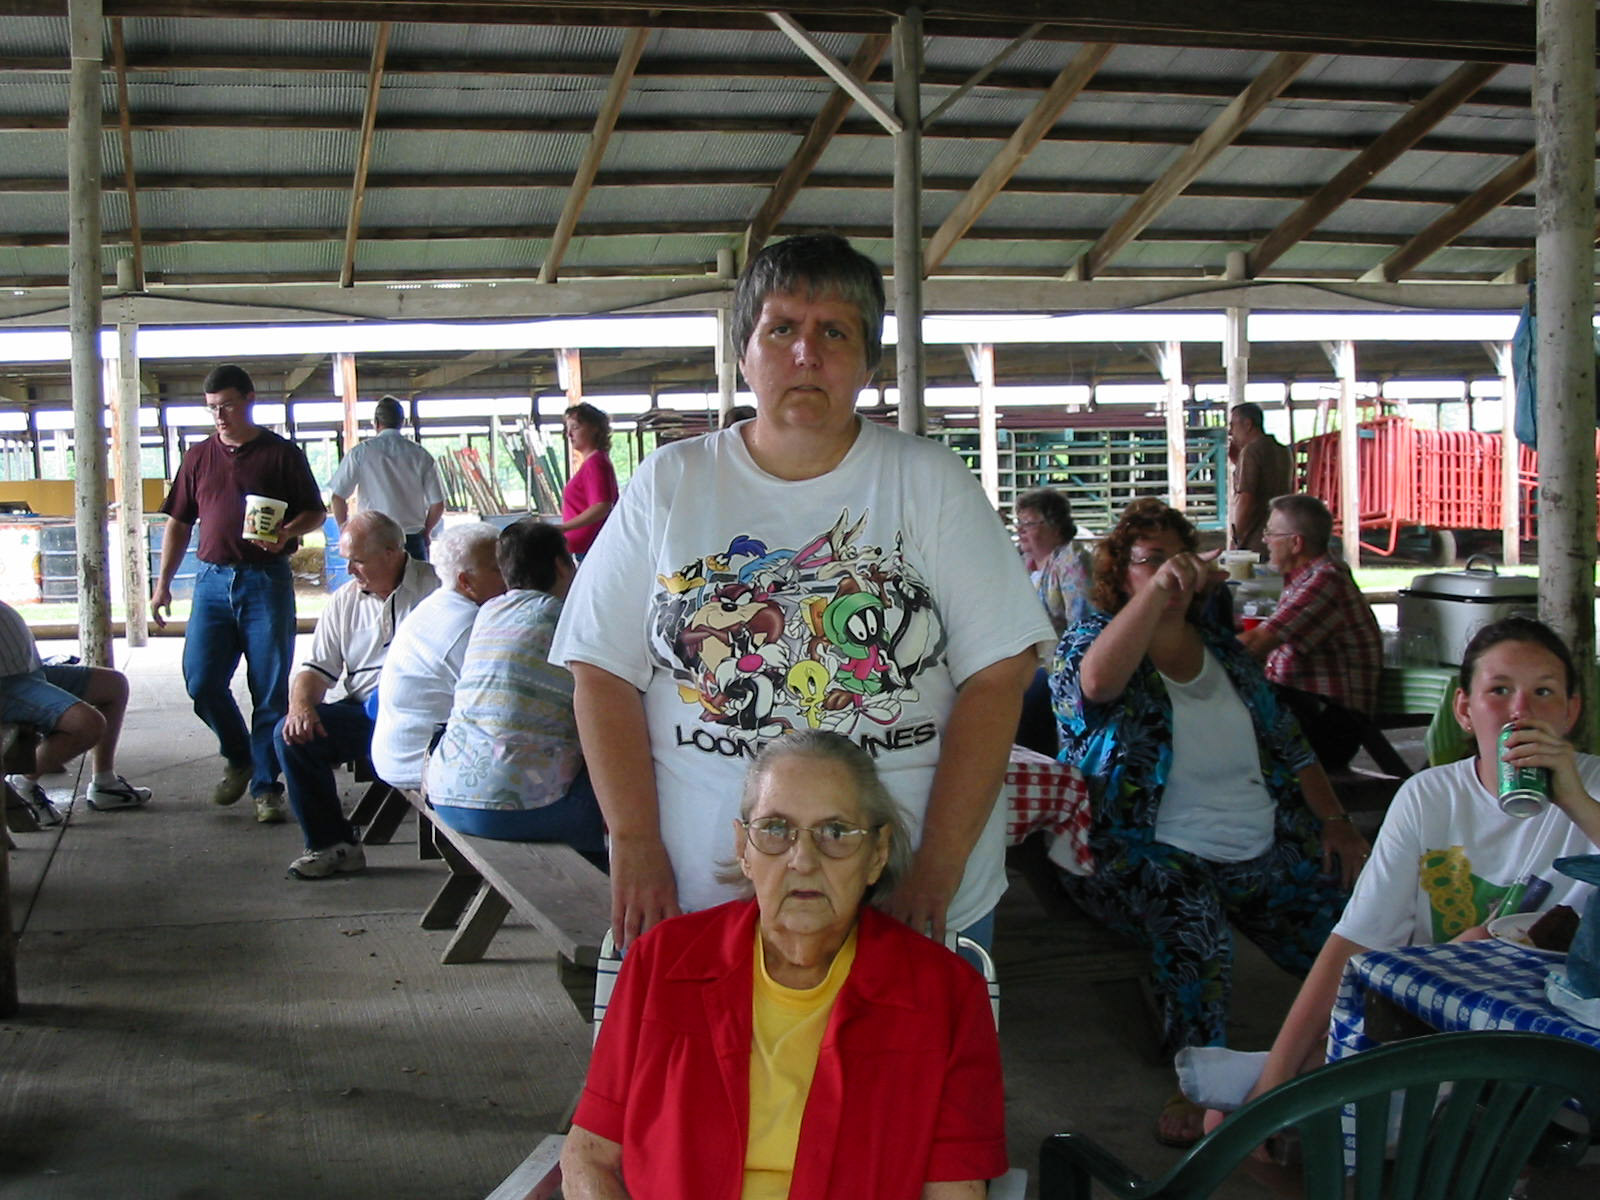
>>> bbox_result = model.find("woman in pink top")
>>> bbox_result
[560,403,620,558]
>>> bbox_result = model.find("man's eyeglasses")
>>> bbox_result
[206,400,244,416]
[742,817,880,859]
[1014,518,1044,532]
[1262,529,1297,541]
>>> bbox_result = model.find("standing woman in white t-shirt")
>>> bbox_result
[1228,616,1600,1120]
[1050,497,1369,1147]
[550,234,1051,956]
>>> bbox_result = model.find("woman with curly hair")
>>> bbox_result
[1049,497,1368,1147]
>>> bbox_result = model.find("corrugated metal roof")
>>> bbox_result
[0,10,1579,295]
[359,188,567,229]
[125,17,377,59]
[0,18,67,56]
[0,73,70,117]
[132,128,359,176]
[371,130,585,176]
[599,130,798,173]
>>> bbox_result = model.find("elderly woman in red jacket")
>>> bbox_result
[560,730,1008,1199]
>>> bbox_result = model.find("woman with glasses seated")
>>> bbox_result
[1048,498,1369,1148]
[560,731,1008,1200]
[1013,487,1092,755]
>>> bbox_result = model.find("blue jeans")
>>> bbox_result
[184,560,296,795]
[274,698,373,850]
[404,532,428,562]
[430,765,606,856]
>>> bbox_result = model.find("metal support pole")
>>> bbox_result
[715,247,737,421]
[114,309,149,644]
[892,9,925,436]
[68,0,111,666]
[1535,0,1597,684]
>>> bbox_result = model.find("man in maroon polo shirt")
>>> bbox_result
[153,364,325,823]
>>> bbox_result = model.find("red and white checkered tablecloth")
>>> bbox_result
[1003,745,1093,877]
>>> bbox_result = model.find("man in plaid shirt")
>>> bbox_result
[1239,494,1382,770]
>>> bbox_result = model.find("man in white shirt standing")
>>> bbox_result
[275,511,438,879]
[371,522,505,790]
[328,395,446,561]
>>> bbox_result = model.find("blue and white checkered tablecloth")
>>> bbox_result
[1326,940,1598,1163]
[1328,940,1600,1066]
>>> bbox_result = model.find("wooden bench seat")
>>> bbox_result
[401,789,611,970]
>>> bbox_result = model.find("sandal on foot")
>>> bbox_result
[1154,1091,1205,1149]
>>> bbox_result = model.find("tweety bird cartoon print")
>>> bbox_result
[648,509,947,757]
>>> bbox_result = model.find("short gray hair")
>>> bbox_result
[343,509,404,552]
[1268,493,1333,555]
[716,730,911,903]
[432,522,499,590]
[732,234,886,372]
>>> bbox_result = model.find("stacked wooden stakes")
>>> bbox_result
[436,426,563,518]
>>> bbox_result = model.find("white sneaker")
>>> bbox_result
[287,842,366,880]
[86,775,153,811]
[6,774,63,827]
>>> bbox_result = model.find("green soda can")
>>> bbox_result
[1497,722,1549,818]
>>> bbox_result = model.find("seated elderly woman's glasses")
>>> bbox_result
[742,817,880,858]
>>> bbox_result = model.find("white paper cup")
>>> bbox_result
[1221,550,1257,582]
[242,494,288,542]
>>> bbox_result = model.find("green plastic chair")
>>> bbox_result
[1039,1032,1600,1200]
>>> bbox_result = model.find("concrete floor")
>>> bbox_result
[1,634,1586,1198]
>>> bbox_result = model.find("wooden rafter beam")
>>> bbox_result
[766,12,900,135]
[1247,61,1503,277]
[109,18,143,289]
[925,42,1112,275]
[0,170,1544,212]
[537,27,649,284]
[743,33,890,262]
[924,24,1046,127]
[1362,149,1536,283]
[283,353,326,397]
[411,348,532,391]
[340,21,390,289]
[0,111,1548,163]
[0,1,1555,64]
[0,220,1542,252]
[1074,51,1314,280]
[0,51,1544,113]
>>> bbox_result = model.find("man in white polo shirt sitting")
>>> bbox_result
[275,511,437,879]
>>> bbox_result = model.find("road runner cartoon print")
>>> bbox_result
[649,509,947,753]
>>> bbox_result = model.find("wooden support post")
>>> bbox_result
[1535,0,1598,708]
[68,0,111,667]
[893,8,925,437]
[336,352,360,451]
[715,248,737,422]
[1493,341,1521,566]
[963,344,999,507]
[113,295,149,646]
[1157,340,1187,513]
[1327,339,1361,568]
